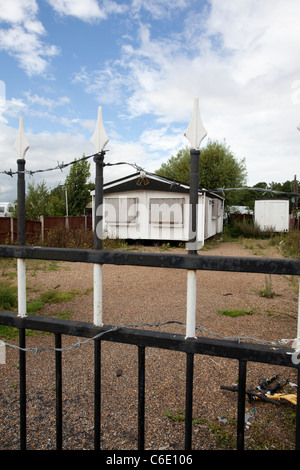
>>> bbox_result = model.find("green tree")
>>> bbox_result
[156,139,247,200]
[48,185,67,216]
[25,180,50,220]
[64,157,91,216]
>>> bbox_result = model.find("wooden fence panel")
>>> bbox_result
[0,217,11,243]
[0,215,92,244]
[44,217,66,231]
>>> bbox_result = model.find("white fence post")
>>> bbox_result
[17,259,27,317]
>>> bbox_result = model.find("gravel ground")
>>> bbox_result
[0,240,299,451]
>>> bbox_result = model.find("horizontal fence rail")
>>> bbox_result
[0,244,300,275]
[1,310,298,364]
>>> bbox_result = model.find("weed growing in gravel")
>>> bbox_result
[258,275,276,298]
[164,410,185,423]
[208,419,236,449]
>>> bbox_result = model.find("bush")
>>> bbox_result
[270,230,300,258]
[35,226,126,250]
[41,226,94,249]
[225,219,274,239]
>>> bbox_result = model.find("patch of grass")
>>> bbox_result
[39,289,80,304]
[218,309,254,317]
[54,311,72,320]
[0,281,17,310]
[164,409,207,426]
[209,419,236,449]
[26,289,80,314]
[0,324,18,340]
[0,288,79,340]
[164,409,185,423]
[164,409,236,450]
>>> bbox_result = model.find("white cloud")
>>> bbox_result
[139,126,186,153]
[24,91,70,109]
[0,0,128,76]
[0,0,39,24]
[0,0,59,76]
[131,0,188,19]
[72,64,131,106]
[0,121,96,200]
[205,0,300,85]
[46,0,127,22]
[46,0,106,21]
[0,25,59,76]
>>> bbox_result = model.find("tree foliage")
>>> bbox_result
[156,139,247,193]
[64,157,91,216]
[24,180,50,220]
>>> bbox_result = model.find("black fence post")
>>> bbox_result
[93,151,105,250]
[94,339,101,450]
[138,346,146,450]
[17,158,26,246]
[185,352,194,450]
[237,360,247,450]
[188,149,200,255]
[55,334,62,450]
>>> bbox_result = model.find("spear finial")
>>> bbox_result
[13,116,30,159]
[184,98,207,149]
[91,106,109,153]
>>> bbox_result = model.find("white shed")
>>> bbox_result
[254,199,290,232]
[90,172,224,249]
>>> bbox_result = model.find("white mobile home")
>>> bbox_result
[90,172,224,249]
[0,202,14,217]
[254,199,290,232]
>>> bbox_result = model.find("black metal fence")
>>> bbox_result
[0,245,300,451]
[1,138,300,452]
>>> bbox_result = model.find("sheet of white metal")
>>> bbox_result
[254,200,289,232]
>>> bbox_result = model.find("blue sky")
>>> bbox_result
[0,0,300,203]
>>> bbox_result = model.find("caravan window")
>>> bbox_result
[149,198,184,225]
[212,199,222,219]
[105,197,138,225]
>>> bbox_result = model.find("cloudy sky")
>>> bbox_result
[0,0,299,202]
